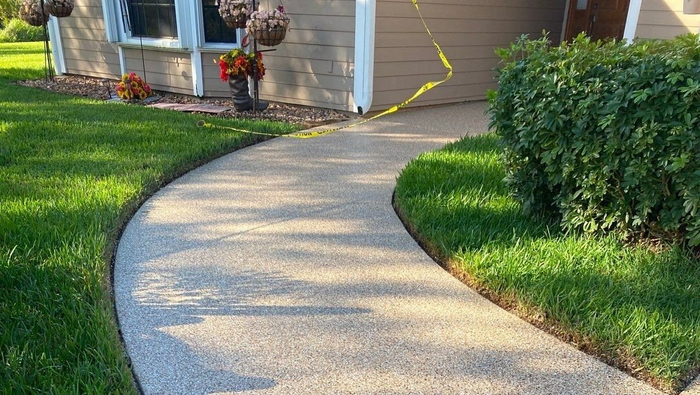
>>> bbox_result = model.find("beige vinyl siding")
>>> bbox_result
[636,0,700,39]
[373,0,567,109]
[122,49,192,95]
[202,0,356,111]
[58,0,120,79]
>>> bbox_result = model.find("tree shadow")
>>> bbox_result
[118,265,371,394]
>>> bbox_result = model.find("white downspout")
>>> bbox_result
[189,0,205,97]
[623,0,643,41]
[353,0,376,115]
[560,0,571,43]
[47,18,66,75]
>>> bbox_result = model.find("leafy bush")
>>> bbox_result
[488,34,700,245]
[0,0,20,28]
[0,18,44,42]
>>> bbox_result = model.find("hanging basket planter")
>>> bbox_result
[19,0,51,26]
[46,0,75,18]
[219,0,251,29]
[252,26,287,47]
[223,15,247,29]
[246,5,289,47]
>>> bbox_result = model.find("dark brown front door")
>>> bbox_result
[565,0,631,41]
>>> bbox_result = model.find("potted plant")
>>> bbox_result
[19,0,50,26]
[116,72,153,102]
[246,5,289,47]
[45,0,74,18]
[218,0,251,29]
[218,48,268,111]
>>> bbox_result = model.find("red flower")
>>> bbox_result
[218,59,230,82]
[217,50,265,82]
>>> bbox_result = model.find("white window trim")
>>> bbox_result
[194,0,242,50]
[192,0,244,96]
[101,0,119,42]
[201,41,243,50]
[108,0,189,49]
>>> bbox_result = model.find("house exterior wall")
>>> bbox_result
[201,0,356,111]
[58,0,193,94]
[58,0,120,79]
[636,0,700,39]
[372,0,567,110]
[57,0,355,110]
[122,49,192,95]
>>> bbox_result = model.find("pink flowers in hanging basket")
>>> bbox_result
[246,5,289,47]
[218,0,252,29]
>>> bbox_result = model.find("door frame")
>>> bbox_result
[560,0,643,42]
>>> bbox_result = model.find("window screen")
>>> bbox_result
[125,0,178,39]
[202,0,238,44]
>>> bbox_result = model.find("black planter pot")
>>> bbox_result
[228,74,268,112]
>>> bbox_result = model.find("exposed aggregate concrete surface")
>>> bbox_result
[115,102,664,395]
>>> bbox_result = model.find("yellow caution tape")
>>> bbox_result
[199,0,453,139]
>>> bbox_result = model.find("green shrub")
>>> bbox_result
[0,18,44,42]
[0,0,21,28]
[488,34,700,246]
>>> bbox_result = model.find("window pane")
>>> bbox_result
[126,0,178,39]
[203,0,238,44]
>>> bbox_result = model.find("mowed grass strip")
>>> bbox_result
[0,42,299,394]
[394,134,699,393]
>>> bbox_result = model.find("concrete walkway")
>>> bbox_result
[115,103,663,395]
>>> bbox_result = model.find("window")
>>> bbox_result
[124,0,178,39]
[202,0,238,44]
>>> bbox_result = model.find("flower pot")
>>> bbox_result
[228,74,268,112]
[252,26,287,47]
[46,0,74,18]
[223,15,247,29]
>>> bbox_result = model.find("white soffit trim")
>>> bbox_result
[47,18,66,74]
[353,0,376,114]
[624,0,643,41]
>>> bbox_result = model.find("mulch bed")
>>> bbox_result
[18,75,350,128]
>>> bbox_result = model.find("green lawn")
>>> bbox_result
[0,42,299,394]
[395,134,699,393]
